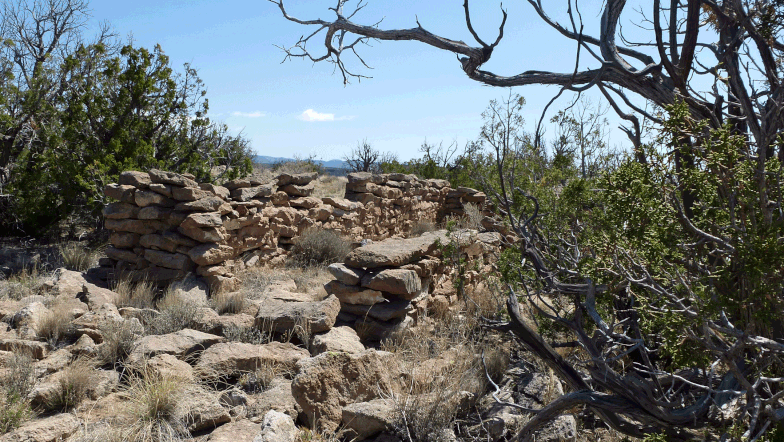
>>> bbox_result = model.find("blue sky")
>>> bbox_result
[86,0,634,161]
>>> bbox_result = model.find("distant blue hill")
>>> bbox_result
[253,155,347,169]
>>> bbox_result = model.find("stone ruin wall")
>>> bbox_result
[99,169,497,294]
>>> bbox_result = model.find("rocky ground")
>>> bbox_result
[0,228,623,442]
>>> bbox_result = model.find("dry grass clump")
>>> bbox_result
[113,278,156,309]
[136,288,199,336]
[238,360,284,393]
[43,359,94,412]
[289,227,351,268]
[381,302,510,441]
[58,243,100,272]
[122,369,190,442]
[98,320,139,368]
[210,291,246,315]
[409,220,438,237]
[0,351,35,433]
[0,266,49,301]
[222,324,271,345]
[311,175,347,199]
[37,305,75,347]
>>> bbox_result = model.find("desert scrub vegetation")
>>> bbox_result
[210,290,246,315]
[113,278,156,309]
[138,289,200,336]
[0,351,35,433]
[97,320,141,368]
[58,243,101,272]
[0,266,50,301]
[42,359,94,412]
[289,227,351,268]
[37,304,76,347]
[381,302,511,441]
[311,175,347,199]
[122,369,190,442]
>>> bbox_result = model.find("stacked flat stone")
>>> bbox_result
[343,172,450,239]
[101,168,506,294]
[444,187,487,213]
[324,230,505,341]
[102,169,277,292]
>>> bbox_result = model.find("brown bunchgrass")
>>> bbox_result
[58,243,100,272]
[113,278,156,310]
[210,291,246,315]
[311,175,347,199]
[37,305,75,347]
[43,359,94,412]
[0,266,49,301]
[289,227,351,268]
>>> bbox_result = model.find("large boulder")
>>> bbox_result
[254,410,297,442]
[344,232,445,269]
[195,342,309,378]
[291,349,396,432]
[176,387,231,433]
[361,269,421,299]
[309,326,365,356]
[0,413,80,442]
[206,420,261,442]
[255,295,340,334]
[341,398,396,440]
[127,329,224,365]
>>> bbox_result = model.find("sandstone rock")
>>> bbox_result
[140,231,194,253]
[206,419,260,442]
[69,333,97,357]
[255,295,340,334]
[109,232,139,249]
[289,196,320,209]
[276,172,318,186]
[169,274,209,306]
[178,224,227,243]
[0,413,80,442]
[342,398,396,440]
[119,170,152,188]
[232,185,275,202]
[354,316,413,342]
[104,183,136,203]
[291,349,395,432]
[50,269,118,310]
[341,299,411,322]
[196,342,309,378]
[310,326,365,356]
[176,196,232,213]
[134,189,175,208]
[263,288,321,303]
[102,202,140,219]
[204,274,241,293]
[143,249,193,271]
[189,243,235,266]
[137,205,172,220]
[344,232,445,268]
[270,191,288,206]
[224,178,252,190]
[255,410,297,442]
[280,182,314,197]
[33,349,72,377]
[127,329,224,366]
[182,212,223,228]
[148,182,173,197]
[246,378,299,422]
[146,353,195,381]
[176,388,231,433]
[105,218,168,235]
[323,281,384,305]
[322,197,360,211]
[361,269,421,299]
[105,246,139,263]
[346,172,372,184]
[0,338,47,359]
[327,263,365,286]
[149,169,198,188]
[10,301,49,334]
[172,186,212,201]
[199,183,231,199]
[29,368,119,408]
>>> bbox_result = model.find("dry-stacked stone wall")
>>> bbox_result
[100,169,499,292]
[325,229,503,341]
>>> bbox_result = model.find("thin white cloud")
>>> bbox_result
[298,109,353,122]
[232,111,265,118]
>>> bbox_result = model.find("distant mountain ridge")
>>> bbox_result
[253,155,347,169]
